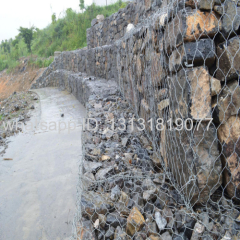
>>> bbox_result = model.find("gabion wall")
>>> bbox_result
[32,0,240,239]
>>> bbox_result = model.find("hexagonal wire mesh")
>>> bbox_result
[72,0,240,239]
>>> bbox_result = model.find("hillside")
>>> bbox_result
[0,57,46,100]
[0,1,127,73]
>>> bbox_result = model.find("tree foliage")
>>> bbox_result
[18,27,34,53]
[52,13,57,24]
[79,0,85,11]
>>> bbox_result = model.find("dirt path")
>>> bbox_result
[0,88,86,240]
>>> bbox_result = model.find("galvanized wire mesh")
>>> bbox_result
[72,0,240,239]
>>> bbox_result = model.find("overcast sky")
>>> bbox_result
[0,0,114,42]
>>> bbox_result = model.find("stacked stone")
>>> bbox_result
[78,82,197,240]
[114,0,240,205]
[161,0,240,203]
[32,0,240,206]
[77,78,240,240]
[31,67,240,239]
[87,2,144,49]
[32,0,240,237]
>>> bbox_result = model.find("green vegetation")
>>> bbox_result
[28,57,54,68]
[18,27,34,54]
[0,0,127,72]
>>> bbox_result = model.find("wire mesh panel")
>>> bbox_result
[73,0,240,239]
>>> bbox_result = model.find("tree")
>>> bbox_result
[18,27,34,54]
[51,13,56,24]
[2,40,10,54]
[12,38,19,47]
[79,0,85,12]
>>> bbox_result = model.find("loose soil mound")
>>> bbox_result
[0,57,46,101]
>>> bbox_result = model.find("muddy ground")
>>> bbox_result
[0,91,39,155]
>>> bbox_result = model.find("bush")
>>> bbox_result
[28,57,54,68]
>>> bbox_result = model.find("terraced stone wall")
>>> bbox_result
[32,0,240,206]
[87,0,163,49]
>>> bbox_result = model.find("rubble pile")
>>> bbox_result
[78,89,240,240]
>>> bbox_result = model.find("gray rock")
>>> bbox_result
[91,18,98,26]
[154,198,165,210]
[160,231,172,240]
[133,232,147,240]
[106,129,114,139]
[216,36,240,81]
[95,167,114,180]
[121,137,129,147]
[143,189,157,202]
[81,220,97,239]
[81,192,112,222]
[126,23,135,33]
[175,212,183,230]
[83,161,102,173]
[155,211,167,231]
[199,212,209,226]
[96,14,104,22]
[221,0,240,37]
[198,0,214,10]
[132,192,144,209]
[92,148,101,156]
[144,202,154,214]
[98,214,107,228]
[191,222,205,240]
[106,212,127,228]
[105,226,115,239]
[114,226,129,239]
[17,115,24,121]
[214,5,223,15]
[213,81,240,123]
[98,230,106,240]
[169,39,215,72]
[146,220,158,236]
[142,178,156,191]
[180,217,196,239]
[110,185,121,202]
[83,172,95,187]
[123,153,133,165]
[173,232,188,240]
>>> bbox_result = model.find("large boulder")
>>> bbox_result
[221,0,240,37]
[218,116,240,200]
[169,39,216,72]
[164,9,220,53]
[216,36,240,81]
[212,80,240,124]
[151,51,167,86]
[164,122,222,204]
[169,67,212,120]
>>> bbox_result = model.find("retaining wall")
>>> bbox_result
[32,0,240,206]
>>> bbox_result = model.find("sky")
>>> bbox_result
[0,0,112,42]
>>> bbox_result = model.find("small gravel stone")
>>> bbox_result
[155,212,167,231]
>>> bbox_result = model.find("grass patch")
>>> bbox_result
[28,57,54,68]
